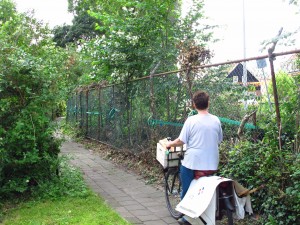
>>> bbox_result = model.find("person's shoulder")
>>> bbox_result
[186,114,196,121]
[209,114,218,119]
[184,114,199,124]
[209,114,221,122]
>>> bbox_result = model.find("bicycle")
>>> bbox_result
[163,141,235,225]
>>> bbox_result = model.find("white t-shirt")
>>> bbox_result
[179,113,223,170]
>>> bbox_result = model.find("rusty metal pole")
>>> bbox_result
[86,90,89,137]
[97,87,101,141]
[268,28,283,149]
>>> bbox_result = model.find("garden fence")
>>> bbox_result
[67,50,300,153]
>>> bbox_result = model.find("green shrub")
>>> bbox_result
[219,140,300,225]
[217,70,300,224]
[0,1,72,199]
[0,157,90,223]
[0,109,61,198]
[30,156,89,199]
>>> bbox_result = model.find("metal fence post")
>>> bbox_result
[86,90,89,136]
[97,87,101,141]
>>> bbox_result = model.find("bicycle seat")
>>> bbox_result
[194,170,217,179]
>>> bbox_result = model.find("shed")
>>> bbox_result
[227,63,261,96]
[227,63,259,83]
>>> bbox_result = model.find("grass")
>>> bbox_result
[0,155,132,225]
[1,191,132,225]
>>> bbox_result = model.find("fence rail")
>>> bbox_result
[67,51,300,153]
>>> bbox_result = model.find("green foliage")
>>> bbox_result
[52,11,103,48]
[71,0,215,84]
[219,139,300,225]
[1,157,131,225]
[31,157,89,199]
[259,71,299,151]
[60,119,85,141]
[218,69,300,224]
[1,111,60,194]
[53,0,103,48]
[0,1,78,198]
[0,0,16,23]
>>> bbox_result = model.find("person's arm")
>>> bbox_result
[165,117,189,149]
[218,119,223,144]
[166,138,184,149]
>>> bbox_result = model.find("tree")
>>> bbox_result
[0,0,75,197]
[74,0,215,84]
[0,0,16,22]
[52,0,103,47]
[52,12,102,47]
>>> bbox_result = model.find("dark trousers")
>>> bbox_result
[180,165,194,199]
[180,165,217,199]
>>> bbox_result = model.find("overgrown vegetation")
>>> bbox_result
[55,0,215,84]
[219,72,300,225]
[1,157,131,225]
[1,0,299,225]
[0,0,60,198]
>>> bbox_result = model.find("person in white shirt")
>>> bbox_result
[166,90,223,225]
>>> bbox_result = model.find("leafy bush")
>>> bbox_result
[219,140,300,225]
[0,156,90,223]
[30,156,89,199]
[0,1,75,198]
[0,109,61,197]
[217,62,300,225]
[260,72,299,149]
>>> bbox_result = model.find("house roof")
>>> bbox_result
[226,63,259,82]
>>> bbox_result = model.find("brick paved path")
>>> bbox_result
[61,140,179,225]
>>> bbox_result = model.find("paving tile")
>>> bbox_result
[136,214,160,221]
[143,220,168,225]
[125,217,142,224]
[61,141,178,225]
[130,209,150,217]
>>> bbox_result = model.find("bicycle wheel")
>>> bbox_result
[164,168,183,219]
[218,182,234,225]
[226,208,234,225]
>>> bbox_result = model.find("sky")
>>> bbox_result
[14,0,300,64]
[201,0,300,63]
[14,0,73,28]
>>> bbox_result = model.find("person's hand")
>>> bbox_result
[166,142,171,149]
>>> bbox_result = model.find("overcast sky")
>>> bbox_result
[202,0,300,62]
[14,0,300,63]
[14,0,73,28]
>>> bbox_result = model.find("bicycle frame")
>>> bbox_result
[164,160,234,224]
[163,138,234,224]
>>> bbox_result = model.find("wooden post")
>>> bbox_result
[268,28,283,150]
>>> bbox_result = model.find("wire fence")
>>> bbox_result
[67,51,300,153]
